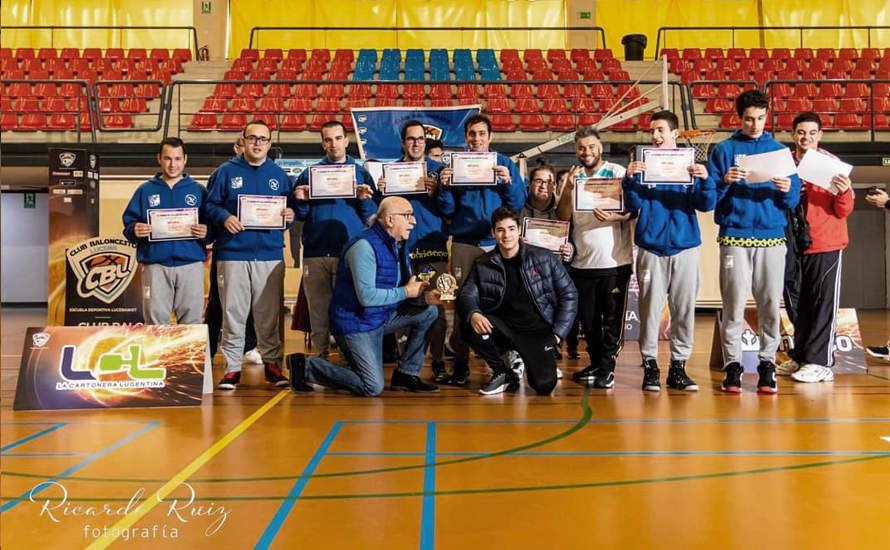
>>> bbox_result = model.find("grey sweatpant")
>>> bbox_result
[218,260,284,373]
[302,256,338,355]
[141,262,205,325]
[636,246,700,362]
[719,244,786,365]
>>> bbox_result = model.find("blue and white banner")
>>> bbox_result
[350,105,481,160]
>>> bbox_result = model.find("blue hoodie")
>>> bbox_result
[204,155,295,261]
[122,174,209,266]
[294,155,378,258]
[436,152,526,247]
[708,130,801,240]
[402,157,448,260]
[624,171,717,257]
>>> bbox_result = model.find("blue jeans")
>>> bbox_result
[305,305,437,396]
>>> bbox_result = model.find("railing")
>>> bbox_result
[684,79,761,129]
[0,26,199,58]
[0,79,95,142]
[248,26,608,51]
[90,80,168,132]
[654,26,890,59]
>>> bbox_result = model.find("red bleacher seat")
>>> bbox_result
[518,114,546,131]
[543,99,568,113]
[240,83,264,98]
[705,98,734,113]
[514,98,538,114]
[660,48,679,60]
[793,48,814,60]
[771,48,791,60]
[105,48,124,59]
[15,48,35,60]
[308,113,328,131]
[429,84,451,100]
[18,113,47,130]
[549,114,575,131]
[0,47,13,59]
[220,113,247,130]
[240,49,260,61]
[6,82,31,97]
[81,48,101,61]
[172,49,191,63]
[45,113,75,130]
[189,112,217,130]
[344,97,369,110]
[704,48,724,59]
[97,98,119,113]
[279,113,307,131]
[816,48,836,60]
[0,113,17,131]
[681,48,701,60]
[32,80,56,98]
[784,97,812,112]
[341,114,354,131]
[16,97,40,112]
[267,83,292,97]
[316,98,341,113]
[812,98,836,113]
[150,48,170,61]
[796,83,818,98]
[257,58,279,72]
[230,97,255,112]
[402,84,425,99]
[720,114,741,128]
[572,97,597,113]
[264,48,284,60]
[57,47,78,60]
[844,83,869,98]
[430,99,452,107]
[835,113,863,130]
[252,113,276,129]
[490,114,515,131]
[486,98,511,114]
[119,98,147,113]
[135,82,160,99]
[43,98,68,112]
[819,83,843,98]
[578,114,601,127]
[839,97,866,112]
[749,48,768,61]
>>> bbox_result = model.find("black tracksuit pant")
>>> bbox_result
[571,265,632,370]
[784,249,843,367]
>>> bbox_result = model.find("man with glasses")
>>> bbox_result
[294,120,378,359]
[287,197,440,396]
[437,114,526,385]
[377,120,449,381]
[205,120,295,390]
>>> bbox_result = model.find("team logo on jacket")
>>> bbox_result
[231,177,243,189]
[185,194,197,206]
[148,194,161,207]
[32,332,51,347]
[269,178,280,191]
[67,237,138,305]
[59,152,76,168]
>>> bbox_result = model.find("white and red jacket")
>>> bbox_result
[792,148,854,254]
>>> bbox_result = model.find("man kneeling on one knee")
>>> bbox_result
[458,206,578,395]
[288,197,440,396]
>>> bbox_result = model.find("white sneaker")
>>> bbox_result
[242,348,263,364]
[502,350,525,378]
[791,363,835,383]
[776,358,801,376]
[556,368,564,380]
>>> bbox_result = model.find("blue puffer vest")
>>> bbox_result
[329,222,412,335]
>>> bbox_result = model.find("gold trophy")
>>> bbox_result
[436,272,458,301]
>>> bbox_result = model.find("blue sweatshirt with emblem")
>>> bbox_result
[294,155,378,258]
[707,130,801,239]
[204,155,295,261]
[122,174,209,266]
[436,152,526,247]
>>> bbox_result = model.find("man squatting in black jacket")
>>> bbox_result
[458,206,579,395]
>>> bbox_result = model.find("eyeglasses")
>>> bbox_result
[244,135,271,145]
[391,212,416,220]
[531,178,554,186]
[405,136,426,144]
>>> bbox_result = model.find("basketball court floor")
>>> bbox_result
[2,306,889,549]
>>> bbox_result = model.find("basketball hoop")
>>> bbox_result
[678,128,718,163]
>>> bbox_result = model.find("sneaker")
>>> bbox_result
[588,367,615,389]
[431,360,449,383]
[666,360,698,391]
[479,372,509,395]
[503,350,525,379]
[555,368,564,380]
[572,365,598,382]
[443,361,470,386]
[721,362,744,393]
[286,353,313,392]
[776,358,801,376]
[641,359,661,392]
[217,370,241,390]
[391,370,440,393]
[242,348,263,364]
[264,362,289,387]
[566,348,581,360]
[791,363,835,383]
[756,361,779,394]
[865,345,890,361]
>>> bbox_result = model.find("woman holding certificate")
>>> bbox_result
[123,137,209,326]
[204,120,296,391]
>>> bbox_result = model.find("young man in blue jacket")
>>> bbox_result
[377,120,449,381]
[205,120,295,390]
[294,120,378,358]
[436,114,526,385]
[123,137,208,325]
[708,90,800,394]
[457,206,578,396]
[624,110,716,392]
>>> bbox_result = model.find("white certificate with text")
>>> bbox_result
[148,208,198,241]
[237,195,286,229]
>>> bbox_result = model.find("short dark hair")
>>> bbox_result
[792,111,822,131]
[464,114,491,135]
[400,119,426,141]
[529,164,556,182]
[735,89,769,117]
[574,126,601,142]
[243,119,271,136]
[158,137,185,155]
[491,206,521,228]
[425,138,444,153]
[650,110,679,131]
[556,168,570,180]
[320,120,347,135]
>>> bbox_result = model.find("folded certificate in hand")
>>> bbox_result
[451,151,497,185]
[309,164,357,199]
[237,195,286,230]
[574,176,624,212]
[148,208,198,241]
[738,148,797,183]
[382,161,426,195]
[642,147,695,184]
[797,149,853,194]
[522,217,569,252]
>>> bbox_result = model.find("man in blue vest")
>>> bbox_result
[287,197,439,396]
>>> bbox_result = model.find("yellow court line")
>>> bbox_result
[86,390,290,549]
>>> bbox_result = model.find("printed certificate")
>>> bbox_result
[309,164,357,199]
[797,149,853,194]
[451,151,497,185]
[574,177,624,212]
[522,217,570,252]
[382,161,426,195]
[148,208,198,241]
[237,195,286,229]
[642,147,695,184]
[737,148,797,183]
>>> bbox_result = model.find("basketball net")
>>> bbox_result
[677,128,718,163]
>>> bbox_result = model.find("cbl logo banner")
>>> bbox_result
[14,325,212,411]
[64,236,144,325]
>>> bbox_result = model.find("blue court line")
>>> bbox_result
[325,450,890,457]
[0,421,159,513]
[1,423,66,452]
[1,453,91,458]
[419,422,436,550]
[255,421,343,550]
[342,418,890,425]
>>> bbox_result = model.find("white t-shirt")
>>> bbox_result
[570,161,634,270]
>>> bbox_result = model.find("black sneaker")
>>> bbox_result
[641,359,661,392]
[666,360,698,391]
[286,353,313,393]
[391,370,439,393]
[721,362,744,393]
[865,345,890,361]
[572,365,598,382]
[553,348,563,360]
[479,372,509,395]
[264,361,289,387]
[431,360,449,383]
[756,360,778,395]
[217,370,241,390]
[443,361,470,386]
[588,367,615,389]
[567,348,581,360]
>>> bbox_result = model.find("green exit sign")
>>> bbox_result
[883,157,890,166]
[24,192,36,209]
[579,11,591,19]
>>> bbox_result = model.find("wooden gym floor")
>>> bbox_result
[1,306,889,549]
